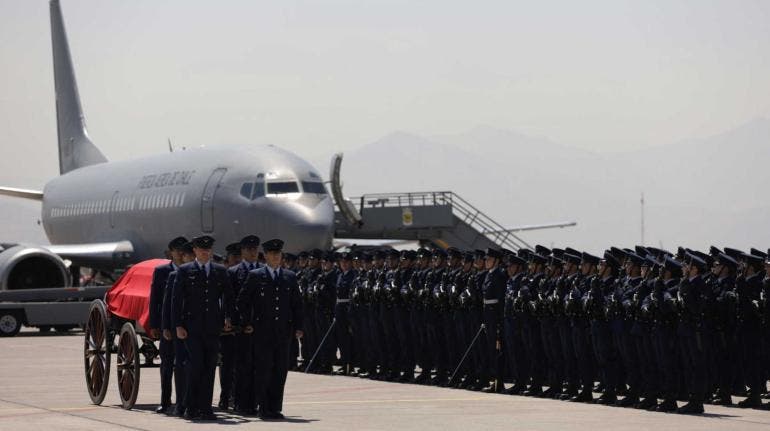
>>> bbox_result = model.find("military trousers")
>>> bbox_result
[159,337,175,406]
[252,331,291,414]
[184,334,219,414]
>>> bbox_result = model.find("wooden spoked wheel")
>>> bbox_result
[116,322,141,410]
[84,300,111,405]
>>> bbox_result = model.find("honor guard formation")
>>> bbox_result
[149,238,770,420]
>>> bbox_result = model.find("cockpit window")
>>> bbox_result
[240,182,253,199]
[240,180,266,200]
[266,181,299,194]
[301,181,327,194]
[252,182,265,198]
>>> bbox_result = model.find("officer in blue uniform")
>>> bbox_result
[218,240,247,410]
[675,253,709,414]
[149,236,188,414]
[172,235,234,421]
[502,253,528,394]
[238,239,304,420]
[736,252,766,408]
[479,248,507,393]
[163,241,195,417]
[224,235,261,414]
[334,252,357,375]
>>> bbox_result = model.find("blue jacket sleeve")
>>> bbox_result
[171,267,186,329]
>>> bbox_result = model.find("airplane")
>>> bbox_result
[0,0,335,290]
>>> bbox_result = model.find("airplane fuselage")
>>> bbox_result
[41,144,334,262]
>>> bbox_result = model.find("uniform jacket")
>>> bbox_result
[171,261,234,336]
[149,262,175,330]
[237,266,303,338]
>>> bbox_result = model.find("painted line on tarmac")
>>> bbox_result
[0,398,150,430]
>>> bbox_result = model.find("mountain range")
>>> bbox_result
[311,118,770,253]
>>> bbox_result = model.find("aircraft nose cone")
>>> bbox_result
[292,222,334,250]
[271,197,334,251]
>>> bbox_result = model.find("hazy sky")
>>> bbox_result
[1,0,769,188]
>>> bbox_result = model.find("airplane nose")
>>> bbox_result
[294,222,334,249]
[274,197,334,251]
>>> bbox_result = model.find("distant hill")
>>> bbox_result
[313,118,770,253]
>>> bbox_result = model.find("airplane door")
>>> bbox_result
[201,168,227,233]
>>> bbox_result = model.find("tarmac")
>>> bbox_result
[1,328,770,430]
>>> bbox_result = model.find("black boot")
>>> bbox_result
[738,396,762,409]
[656,399,677,413]
[595,392,617,405]
[676,401,704,414]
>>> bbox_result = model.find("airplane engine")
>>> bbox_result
[0,245,71,290]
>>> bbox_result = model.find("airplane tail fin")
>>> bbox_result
[49,0,107,174]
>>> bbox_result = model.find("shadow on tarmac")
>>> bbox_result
[128,403,318,424]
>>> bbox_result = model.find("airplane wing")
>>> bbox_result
[43,240,135,268]
[0,186,44,201]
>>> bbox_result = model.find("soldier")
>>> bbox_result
[238,239,304,420]
[225,243,242,268]
[163,241,195,417]
[587,252,620,405]
[675,253,709,414]
[463,249,487,390]
[227,235,261,414]
[333,252,357,375]
[642,256,682,412]
[450,252,477,388]
[368,250,387,379]
[478,248,507,393]
[762,254,770,409]
[149,236,188,414]
[736,252,766,408]
[537,250,564,399]
[172,235,234,421]
[350,253,373,377]
[311,252,338,373]
[442,247,463,381]
[557,252,582,400]
[613,252,645,407]
[425,249,449,386]
[502,253,528,394]
[218,239,252,411]
[283,252,301,371]
[300,249,322,371]
[518,252,547,396]
[395,250,417,381]
[412,249,433,384]
[567,252,599,402]
[377,249,401,380]
[709,252,739,406]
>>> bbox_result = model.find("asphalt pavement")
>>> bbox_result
[1,328,769,430]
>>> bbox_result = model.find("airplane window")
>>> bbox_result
[252,182,265,199]
[266,181,299,194]
[240,183,253,199]
[301,181,327,194]
[309,171,320,179]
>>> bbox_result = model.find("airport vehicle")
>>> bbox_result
[83,259,164,410]
[0,285,109,337]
